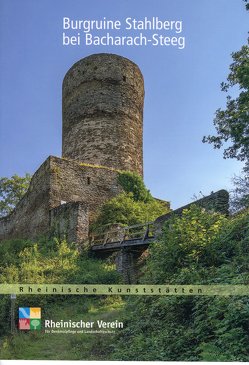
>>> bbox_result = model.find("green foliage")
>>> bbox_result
[0,236,121,338]
[117,171,152,202]
[244,0,249,11]
[112,207,249,361]
[0,296,11,336]
[203,1,249,213]
[92,171,169,232]
[202,45,249,164]
[0,237,120,285]
[1,209,249,360]
[230,170,249,212]
[144,205,227,282]
[195,296,249,361]
[0,174,32,217]
[91,192,169,231]
[0,238,34,267]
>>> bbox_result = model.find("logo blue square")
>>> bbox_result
[19,307,30,319]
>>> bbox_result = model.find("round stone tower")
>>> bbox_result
[62,53,144,176]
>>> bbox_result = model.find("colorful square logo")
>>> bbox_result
[19,307,41,330]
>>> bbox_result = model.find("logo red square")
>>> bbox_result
[19,318,30,330]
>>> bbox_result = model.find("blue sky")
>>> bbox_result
[0,0,248,209]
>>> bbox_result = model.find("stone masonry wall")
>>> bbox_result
[0,155,123,241]
[115,249,139,284]
[49,156,123,222]
[62,53,144,176]
[0,158,51,240]
[49,202,89,243]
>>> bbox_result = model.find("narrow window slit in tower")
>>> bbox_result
[87,177,91,185]
[123,76,126,82]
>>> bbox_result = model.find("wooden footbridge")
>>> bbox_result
[90,222,156,253]
[89,190,229,282]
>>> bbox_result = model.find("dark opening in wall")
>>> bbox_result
[87,177,91,185]
[123,75,126,82]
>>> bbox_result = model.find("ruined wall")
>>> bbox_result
[49,156,123,222]
[0,158,51,240]
[155,189,229,233]
[62,53,144,176]
[49,202,89,243]
[0,155,123,241]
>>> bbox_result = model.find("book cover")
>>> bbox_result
[0,0,248,363]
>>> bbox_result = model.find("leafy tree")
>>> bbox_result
[203,0,249,165]
[91,171,170,232]
[202,44,249,164]
[117,171,152,202]
[203,2,249,211]
[144,205,227,282]
[0,174,31,217]
[202,0,249,212]
[230,170,249,212]
[92,192,169,231]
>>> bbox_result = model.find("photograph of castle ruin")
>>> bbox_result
[0,53,228,246]
[0,0,248,362]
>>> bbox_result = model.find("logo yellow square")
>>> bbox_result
[30,307,41,318]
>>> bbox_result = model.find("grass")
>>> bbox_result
[0,295,124,360]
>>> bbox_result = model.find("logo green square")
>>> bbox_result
[30,318,41,330]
